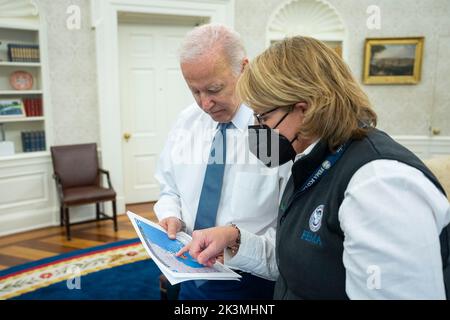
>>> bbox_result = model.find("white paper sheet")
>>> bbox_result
[127,211,241,285]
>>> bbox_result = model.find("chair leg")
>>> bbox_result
[59,205,64,226]
[96,202,100,220]
[64,207,71,241]
[112,200,118,232]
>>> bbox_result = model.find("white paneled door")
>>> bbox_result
[119,22,194,203]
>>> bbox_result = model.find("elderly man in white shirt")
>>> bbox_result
[154,23,290,300]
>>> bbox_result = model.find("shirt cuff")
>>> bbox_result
[224,228,261,269]
[153,200,182,221]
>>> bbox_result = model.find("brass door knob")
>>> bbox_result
[431,128,441,136]
[123,132,131,142]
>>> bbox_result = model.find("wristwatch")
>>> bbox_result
[227,223,241,255]
[178,218,187,232]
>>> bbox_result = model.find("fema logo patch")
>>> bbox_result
[309,205,324,232]
[322,160,331,170]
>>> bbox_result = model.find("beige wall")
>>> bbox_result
[37,0,99,146]
[36,0,450,145]
[235,0,450,136]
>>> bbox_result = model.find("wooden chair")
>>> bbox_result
[159,274,180,300]
[50,143,118,240]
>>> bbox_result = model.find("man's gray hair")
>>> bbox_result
[179,23,246,76]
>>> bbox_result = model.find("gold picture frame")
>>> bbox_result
[363,37,424,85]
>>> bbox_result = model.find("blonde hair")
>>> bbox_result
[237,36,377,150]
[179,23,246,76]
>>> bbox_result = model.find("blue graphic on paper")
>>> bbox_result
[136,220,204,268]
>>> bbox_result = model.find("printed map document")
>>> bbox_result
[127,211,242,285]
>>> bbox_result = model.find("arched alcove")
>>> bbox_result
[267,0,346,57]
[0,0,38,18]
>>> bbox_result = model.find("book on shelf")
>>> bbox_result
[7,44,40,63]
[23,98,43,117]
[21,130,45,152]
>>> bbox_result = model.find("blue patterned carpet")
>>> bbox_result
[0,239,161,300]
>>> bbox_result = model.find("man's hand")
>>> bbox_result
[176,226,239,267]
[159,217,183,239]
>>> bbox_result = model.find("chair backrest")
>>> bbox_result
[50,143,99,189]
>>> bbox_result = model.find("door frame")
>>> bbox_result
[91,0,235,212]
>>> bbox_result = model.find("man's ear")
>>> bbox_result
[240,58,249,73]
[294,102,309,115]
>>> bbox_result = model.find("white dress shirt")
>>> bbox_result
[229,141,450,299]
[154,103,291,272]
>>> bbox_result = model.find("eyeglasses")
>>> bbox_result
[253,107,279,125]
[253,106,293,128]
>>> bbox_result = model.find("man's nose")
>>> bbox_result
[200,94,214,111]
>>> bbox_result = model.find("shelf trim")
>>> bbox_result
[0,62,41,67]
[0,22,39,31]
[0,150,49,162]
[0,116,44,123]
[0,90,43,95]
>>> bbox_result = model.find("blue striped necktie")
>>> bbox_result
[194,122,232,230]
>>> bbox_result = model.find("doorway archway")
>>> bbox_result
[266,0,346,57]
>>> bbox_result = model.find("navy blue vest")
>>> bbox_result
[274,129,449,299]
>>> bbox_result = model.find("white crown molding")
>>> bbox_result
[267,0,345,43]
[393,135,450,159]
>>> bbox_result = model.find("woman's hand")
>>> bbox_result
[176,226,239,267]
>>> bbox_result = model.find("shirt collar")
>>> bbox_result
[291,139,329,189]
[294,139,321,162]
[215,104,253,131]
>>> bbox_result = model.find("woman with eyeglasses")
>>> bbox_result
[177,36,450,299]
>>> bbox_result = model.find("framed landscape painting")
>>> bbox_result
[363,37,424,84]
[0,99,25,117]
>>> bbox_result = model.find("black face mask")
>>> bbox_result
[248,111,297,167]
